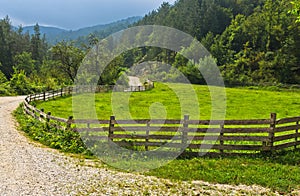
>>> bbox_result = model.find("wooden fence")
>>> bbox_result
[23,88,300,155]
[25,83,154,103]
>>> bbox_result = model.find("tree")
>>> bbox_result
[210,14,248,66]
[51,41,85,83]
[31,24,41,62]
[9,69,33,95]
[0,16,14,78]
[0,68,10,95]
[0,66,7,84]
[30,23,48,68]
[13,52,35,76]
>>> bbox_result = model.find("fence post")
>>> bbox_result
[269,113,277,151]
[40,108,44,121]
[43,92,46,101]
[109,116,115,142]
[46,112,51,123]
[61,88,63,97]
[182,115,189,149]
[67,116,73,130]
[145,121,150,151]
[220,124,224,153]
[295,121,299,149]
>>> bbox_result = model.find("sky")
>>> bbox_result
[0,0,176,30]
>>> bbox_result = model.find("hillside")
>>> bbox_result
[132,0,300,85]
[23,16,141,44]
[23,26,67,37]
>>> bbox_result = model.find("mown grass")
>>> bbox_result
[24,83,300,193]
[146,151,300,193]
[36,83,300,120]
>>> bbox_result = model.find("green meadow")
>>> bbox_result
[36,83,300,120]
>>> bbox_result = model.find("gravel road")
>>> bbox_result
[0,96,281,195]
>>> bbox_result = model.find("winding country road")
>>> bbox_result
[0,96,280,195]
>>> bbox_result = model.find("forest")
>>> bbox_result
[0,0,299,95]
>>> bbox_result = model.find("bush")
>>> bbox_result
[14,105,90,155]
[9,70,34,95]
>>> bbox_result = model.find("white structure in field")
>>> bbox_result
[126,76,145,92]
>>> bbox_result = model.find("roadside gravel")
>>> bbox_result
[0,96,282,195]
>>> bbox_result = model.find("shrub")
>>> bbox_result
[14,105,90,155]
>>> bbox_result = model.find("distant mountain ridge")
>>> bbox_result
[23,26,67,35]
[22,16,142,44]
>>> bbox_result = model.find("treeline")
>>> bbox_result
[134,0,300,85]
[0,16,87,95]
[0,16,137,95]
[1,0,300,95]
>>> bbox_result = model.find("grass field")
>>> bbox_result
[146,151,300,194]
[36,83,300,120]
[29,83,300,193]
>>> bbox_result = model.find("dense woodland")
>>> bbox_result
[0,0,300,95]
[134,0,300,86]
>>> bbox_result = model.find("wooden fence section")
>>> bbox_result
[274,115,300,150]
[72,83,154,93]
[25,87,72,102]
[73,116,273,153]
[23,89,300,155]
[25,84,154,103]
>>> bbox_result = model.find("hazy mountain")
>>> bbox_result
[22,16,142,45]
[23,26,67,35]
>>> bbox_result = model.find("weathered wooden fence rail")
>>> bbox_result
[23,88,300,155]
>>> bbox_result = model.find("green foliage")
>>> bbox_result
[0,17,56,95]
[0,68,8,83]
[1,0,300,95]
[0,16,16,78]
[51,41,85,83]
[135,0,258,39]
[0,72,11,96]
[0,19,47,80]
[14,105,88,154]
[210,0,300,85]
[289,0,300,23]
[133,0,300,86]
[30,24,48,68]
[9,69,34,95]
[13,52,35,76]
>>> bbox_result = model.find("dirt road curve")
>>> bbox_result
[0,96,279,195]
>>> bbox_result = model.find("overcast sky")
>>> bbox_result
[0,0,176,30]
